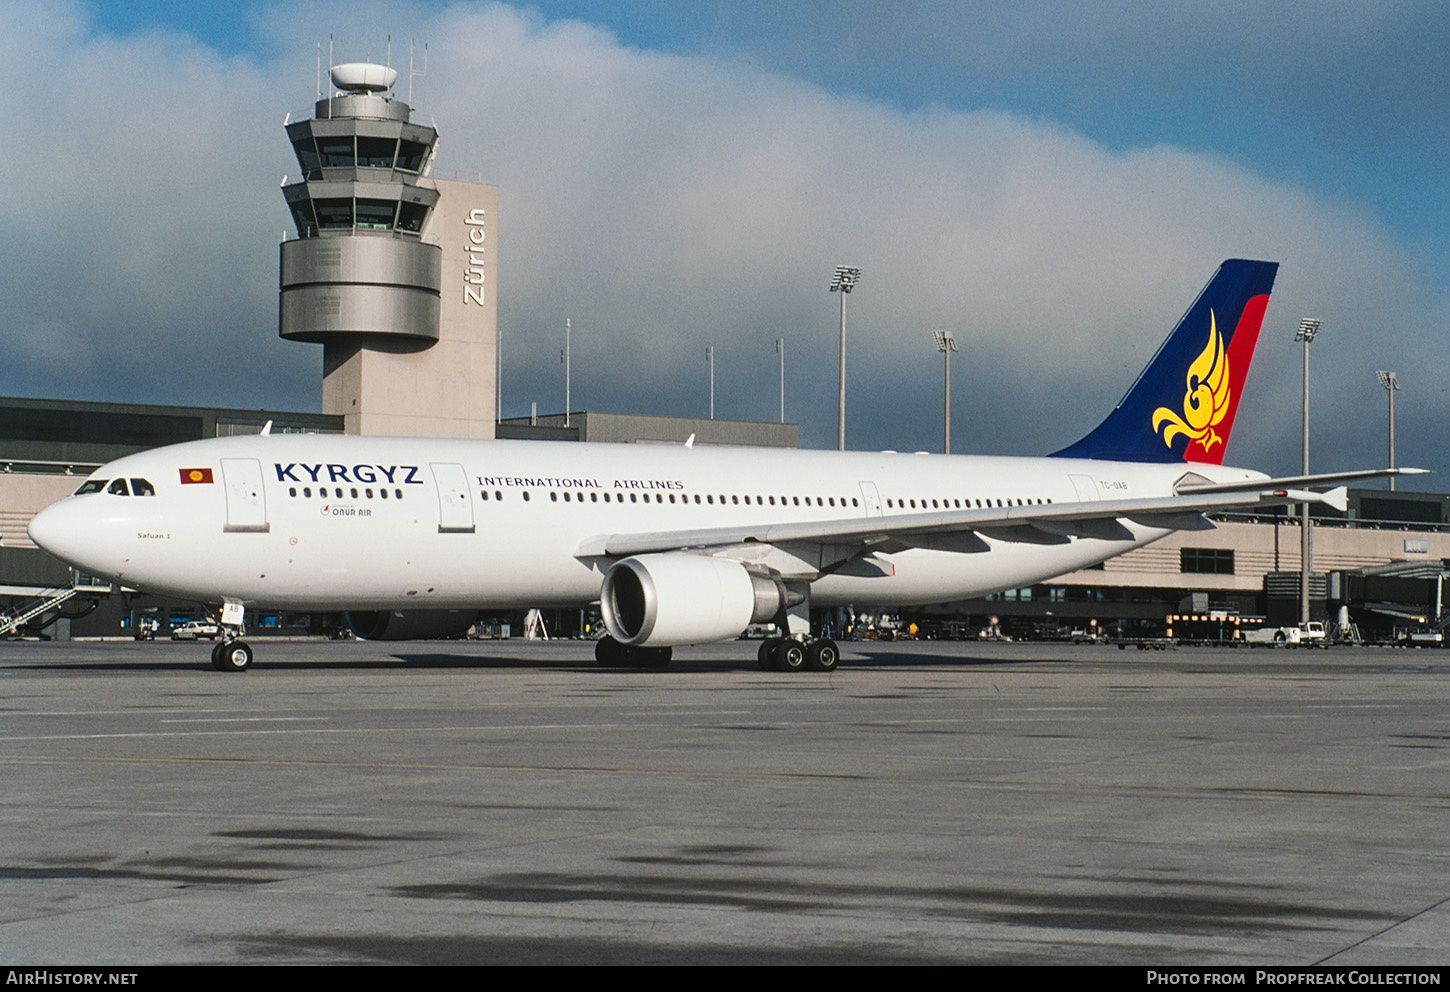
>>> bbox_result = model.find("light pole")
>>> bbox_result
[776,338,785,424]
[707,346,715,420]
[1296,317,1321,625]
[1376,370,1399,491]
[829,266,862,451]
[932,329,958,454]
[563,317,572,428]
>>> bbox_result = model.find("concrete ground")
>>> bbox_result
[1,638,1447,965]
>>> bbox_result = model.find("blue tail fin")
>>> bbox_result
[1050,259,1278,464]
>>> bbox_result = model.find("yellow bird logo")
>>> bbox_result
[1152,312,1231,451]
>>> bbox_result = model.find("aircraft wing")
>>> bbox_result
[574,484,1355,577]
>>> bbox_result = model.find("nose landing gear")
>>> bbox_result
[208,600,252,672]
[210,639,254,672]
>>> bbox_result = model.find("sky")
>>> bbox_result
[3,0,1446,487]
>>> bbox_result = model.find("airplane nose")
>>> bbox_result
[27,499,83,564]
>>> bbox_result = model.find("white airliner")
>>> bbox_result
[27,260,1418,672]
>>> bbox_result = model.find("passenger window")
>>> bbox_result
[107,479,130,496]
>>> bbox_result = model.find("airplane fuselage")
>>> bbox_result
[29,433,1263,613]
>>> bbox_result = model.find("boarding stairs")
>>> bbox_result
[0,585,80,637]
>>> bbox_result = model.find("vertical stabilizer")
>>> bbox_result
[1050,259,1277,463]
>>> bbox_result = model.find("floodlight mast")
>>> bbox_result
[829,266,862,451]
[933,329,958,454]
[563,318,572,428]
[1295,318,1321,625]
[776,338,785,424]
[1377,370,1399,491]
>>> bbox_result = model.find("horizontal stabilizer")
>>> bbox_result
[1176,468,1427,497]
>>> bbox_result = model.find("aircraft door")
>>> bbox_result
[431,463,476,534]
[1068,474,1100,502]
[220,458,269,533]
[858,481,883,517]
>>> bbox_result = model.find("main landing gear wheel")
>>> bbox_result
[772,639,807,672]
[805,639,839,673]
[761,637,838,673]
[758,639,778,671]
[211,640,253,672]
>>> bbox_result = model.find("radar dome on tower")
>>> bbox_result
[330,62,398,94]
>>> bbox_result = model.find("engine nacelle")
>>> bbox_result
[600,553,787,647]
[345,609,479,641]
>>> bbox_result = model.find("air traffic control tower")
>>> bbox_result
[279,62,498,438]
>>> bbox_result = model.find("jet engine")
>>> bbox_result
[600,553,791,647]
[345,609,479,641]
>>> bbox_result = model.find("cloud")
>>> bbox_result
[2,0,1445,485]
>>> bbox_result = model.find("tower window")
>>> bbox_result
[397,202,429,234]
[396,141,427,173]
[288,201,317,238]
[291,138,321,176]
[317,137,355,168]
[314,199,353,230]
[357,136,398,169]
[356,200,397,231]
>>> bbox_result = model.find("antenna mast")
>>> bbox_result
[408,42,428,106]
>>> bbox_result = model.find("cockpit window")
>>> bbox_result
[131,478,156,496]
[75,479,107,495]
[107,479,131,496]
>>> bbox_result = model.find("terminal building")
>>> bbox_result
[0,58,1445,644]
